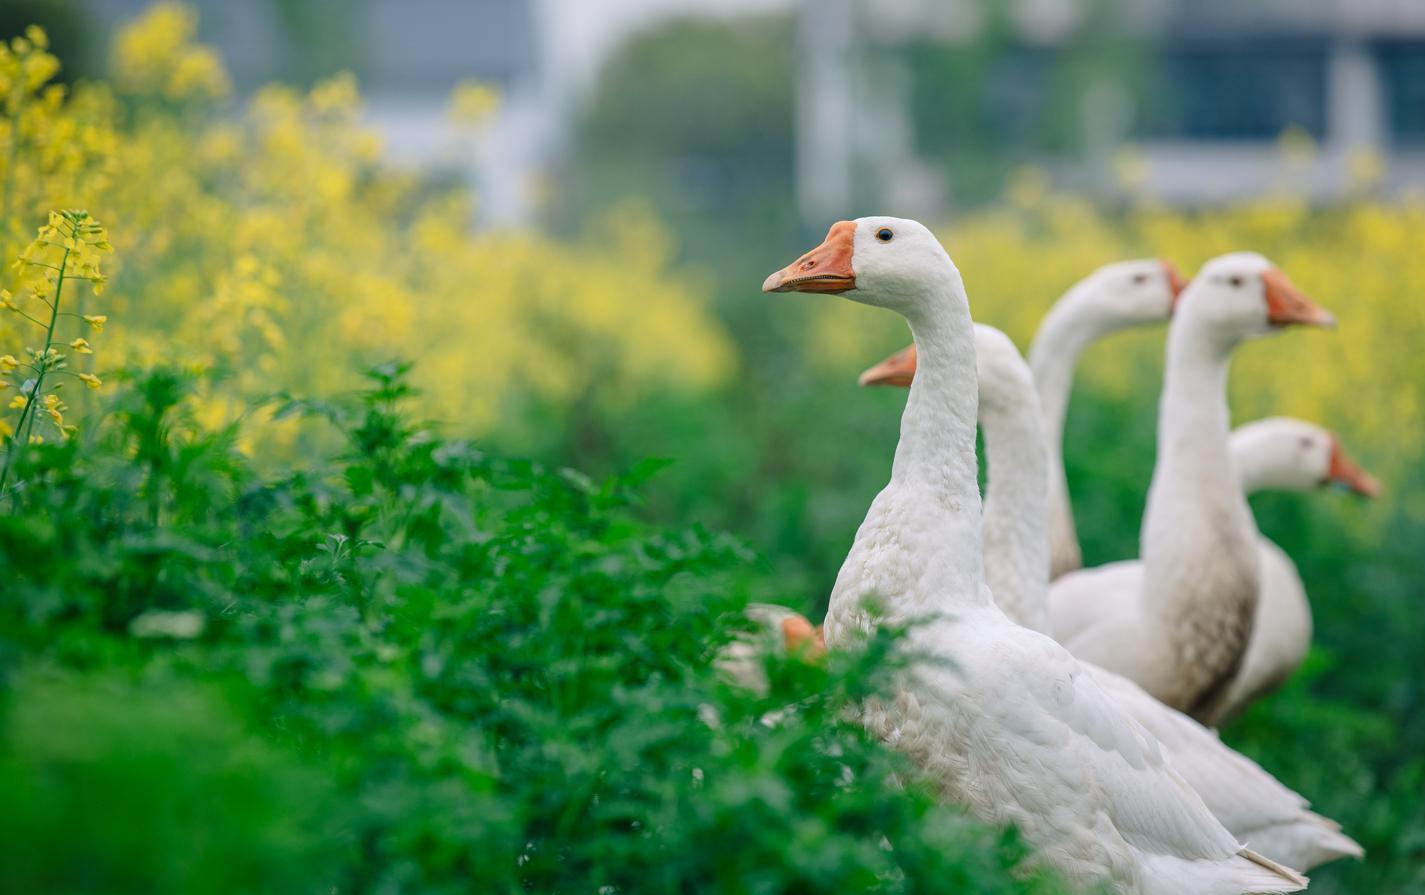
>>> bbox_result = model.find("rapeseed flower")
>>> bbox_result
[1,208,112,491]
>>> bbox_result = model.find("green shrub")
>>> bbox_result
[0,365,1063,894]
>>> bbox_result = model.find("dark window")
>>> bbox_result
[1142,38,1328,140]
[1377,40,1425,146]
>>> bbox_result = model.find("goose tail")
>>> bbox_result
[1238,847,1309,893]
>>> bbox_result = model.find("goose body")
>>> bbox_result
[765,219,1304,895]
[862,325,1361,870]
[1049,541,1312,719]
[1051,417,1378,726]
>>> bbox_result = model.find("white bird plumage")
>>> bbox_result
[969,325,1361,870]
[764,218,1305,895]
[1048,254,1336,722]
[1050,417,1378,727]
[859,325,1361,869]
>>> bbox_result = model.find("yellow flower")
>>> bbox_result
[69,337,93,354]
[0,290,15,310]
[8,395,27,410]
[0,355,17,372]
[79,373,102,390]
[113,3,230,101]
[0,419,11,439]
[43,394,60,409]
[47,408,63,427]
[83,314,107,331]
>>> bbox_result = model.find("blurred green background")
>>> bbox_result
[2,1,1423,892]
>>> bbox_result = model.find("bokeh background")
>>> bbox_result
[2,1,1422,892]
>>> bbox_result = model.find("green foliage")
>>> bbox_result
[0,670,343,895]
[0,365,1062,894]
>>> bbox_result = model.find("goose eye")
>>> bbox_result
[875,228,894,242]
[1132,274,1148,285]
[1228,275,1244,287]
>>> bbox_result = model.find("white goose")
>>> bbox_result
[861,331,1362,870]
[1050,418,1379,726]
[1028,260,1187,578]
[763,218,1305,895]
[1047,255,1336,722]
[1224,417,1380,721]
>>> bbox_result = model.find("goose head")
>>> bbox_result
[1178,252,1335,345]
[1233,417,1381,497]
[859,325,1033,417]
[762,217,959,315]
[1066,258,1187,326]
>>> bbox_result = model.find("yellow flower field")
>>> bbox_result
[0,5,731,444]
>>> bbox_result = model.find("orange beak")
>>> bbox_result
[780,614,827,659]
[858,343,917,388]
[1163,259,1188,314]
[1262,269,1336,328]
[762,221,857,294]
[1326,437,1381,498]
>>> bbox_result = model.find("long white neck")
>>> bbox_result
[1028,289,1106,452]
[1230,427,1295,495]
[826,276,987,636]
[1235,455,1272,497]
[1139,317,1261,714]
[978,351,1051,634]
[1027,289,1103,577]
[891,307,982,505]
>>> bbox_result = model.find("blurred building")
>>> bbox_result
[1106,0,1425,203]
[81,0,790,226]
[804,0,1425,220]
[75,0,1425,224]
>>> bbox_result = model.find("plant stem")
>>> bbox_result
[0,238,70,496]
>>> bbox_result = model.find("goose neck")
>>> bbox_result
[890,306,981,507]
[1229,430,1278,496]
[826,284,989,633]
[1154,324,1234,473]
[1139,319,1261,712]
[980,389,1052,634]
[1028,295,1102,445]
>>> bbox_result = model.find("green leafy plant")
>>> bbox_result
[0,365,1065,894]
